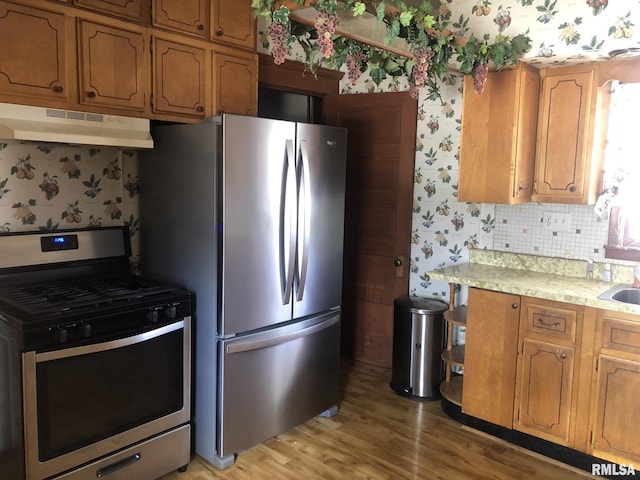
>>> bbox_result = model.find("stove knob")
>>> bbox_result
[165,306,177,319]
[147,309,159,323]
[80,323,92,338]
[55,328,68,344]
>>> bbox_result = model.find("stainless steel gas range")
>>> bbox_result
[0,227,192,480]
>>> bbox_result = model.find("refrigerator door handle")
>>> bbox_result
[282,139,297,305]
[296,140,312,301]
[225,314,339,354]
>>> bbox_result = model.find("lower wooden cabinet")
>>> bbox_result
[461,291,598,452]
[514,297,587,448]
[462,288,520,428]
[590,311,640,465]
[514,338,575,443]
[591,355,640,465]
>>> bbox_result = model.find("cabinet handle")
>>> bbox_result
[518,184,528,192]
[569,185,576,192]
[87,91,96,98]
[52,85,64,93]
[197,24,204,31]
[537,318,560,326]
[511,303,518,309]
[196,106,204,113]
[216,28,224,36]
[560,353,567,359]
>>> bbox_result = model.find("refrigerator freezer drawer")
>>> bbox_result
[217,311,340,457]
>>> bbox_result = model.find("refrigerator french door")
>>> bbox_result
[139,114,347,469]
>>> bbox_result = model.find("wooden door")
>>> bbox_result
[151,36,207,119]
[152,0,207,38]
[323,92,417,368]
[210,0,256,50]
[591,355,640,465]
[462,288,520,428]
[0,2,72,104]
[212,49,258,116]
[78,20,147,113]
[515,338,575,444]
[533,69,594,203]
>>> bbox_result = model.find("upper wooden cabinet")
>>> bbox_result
[532,65,611,204]
[0,0,260,122]
[0,2,73,105]
[459,63,540,204]
[461,288,520,429]
[212,48,258,116]
[151,0,207,38]
[210,0,256,50]
[78,20,147,113]
[73,0,147,23]
[151,36,208,120]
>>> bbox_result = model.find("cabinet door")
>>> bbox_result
[459,63,539,204]
[73,0,146,23]
[151,37,207,119]
[461,288,520,428]
[210,0,256,50]
[213,51,257,116]
[591,355,640,465]
[78,20,146,113]
[515,338,575,444]
[0,2,71,103]
[533,69,598,204]
[152,0,207,38]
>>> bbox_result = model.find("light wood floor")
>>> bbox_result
[161,359,597,480]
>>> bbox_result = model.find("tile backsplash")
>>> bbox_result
[0,141,140,269]
[492,203,611,263]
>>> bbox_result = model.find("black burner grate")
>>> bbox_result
[0,275,178,317]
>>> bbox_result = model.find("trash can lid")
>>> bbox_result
[394,296,448,314]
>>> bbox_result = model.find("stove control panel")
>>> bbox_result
[24,297,191,351]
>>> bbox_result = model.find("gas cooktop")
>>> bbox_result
[0,274,182,319]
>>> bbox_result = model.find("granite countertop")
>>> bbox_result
[428,250,640,316]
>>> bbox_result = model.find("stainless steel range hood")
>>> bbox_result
[0,102,154,149]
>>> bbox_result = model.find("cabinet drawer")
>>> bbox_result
[601,316,640,356]
[522,298,579,342]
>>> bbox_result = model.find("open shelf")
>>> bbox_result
[444,306,467,327]
[441,282,466,407]
[440,375,463,406]
[441,344,465,367]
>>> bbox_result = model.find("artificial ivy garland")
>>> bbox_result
[253,0,532,99]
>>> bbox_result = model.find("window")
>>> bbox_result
[604,81,640,261]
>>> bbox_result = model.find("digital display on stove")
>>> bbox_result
[41,234,79,252]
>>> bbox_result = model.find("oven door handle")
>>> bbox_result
[33,320,185,362]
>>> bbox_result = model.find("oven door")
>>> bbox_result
[22,318,191,480]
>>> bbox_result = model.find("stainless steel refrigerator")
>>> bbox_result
[139,114,347,469]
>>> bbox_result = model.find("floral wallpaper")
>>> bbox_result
[0,142,141,271]
[257,1,640,347]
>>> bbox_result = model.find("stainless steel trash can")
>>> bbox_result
[390,296,447,400]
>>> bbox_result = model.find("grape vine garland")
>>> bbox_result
[254,0,532,99]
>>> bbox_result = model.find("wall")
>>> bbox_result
[0,142,141,269]
[257,0,640,308]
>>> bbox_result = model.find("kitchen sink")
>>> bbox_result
[598,285,640,305]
